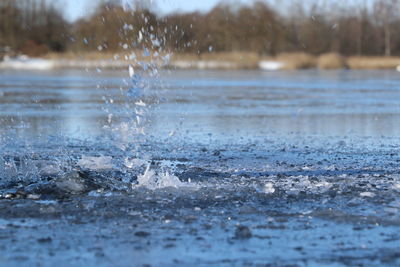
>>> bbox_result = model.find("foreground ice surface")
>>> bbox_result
[1,136,400,266]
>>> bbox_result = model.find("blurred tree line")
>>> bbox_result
[0,0,68,56]
[1,0,400,57]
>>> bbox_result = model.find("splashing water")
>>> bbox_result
[4,5,400,265]
[0,12,182,196]
[77,156,114,171]
[136,164,187,189]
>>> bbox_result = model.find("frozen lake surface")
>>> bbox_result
[1,69,400,266]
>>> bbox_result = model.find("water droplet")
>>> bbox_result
[123,23,134,31]
[138,31,143,42]
[142,48,150,57]
[129,52,136,60]
[128,65,135,78]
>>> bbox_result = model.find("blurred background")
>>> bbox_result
[1,0,400,70]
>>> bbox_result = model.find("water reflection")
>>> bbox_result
[1,69,400,142]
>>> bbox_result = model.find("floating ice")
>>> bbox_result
[78,156,113,170]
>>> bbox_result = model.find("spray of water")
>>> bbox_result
[0,3,196,196]
[83,10,189,191]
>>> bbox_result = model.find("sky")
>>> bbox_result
[65,0,372,22]
[65,0,250,21]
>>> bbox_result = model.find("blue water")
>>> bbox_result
[1,69,400,143]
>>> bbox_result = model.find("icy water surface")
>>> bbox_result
[1,69,400,266]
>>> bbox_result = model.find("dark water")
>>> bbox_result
[1,69,400,266]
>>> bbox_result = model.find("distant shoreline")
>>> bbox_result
[1,52,400,71]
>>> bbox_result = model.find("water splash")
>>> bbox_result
[135,164,187,189]
[77,156,113,170]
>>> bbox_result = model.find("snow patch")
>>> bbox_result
[0,56,55,70]
[259,60,284,71]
